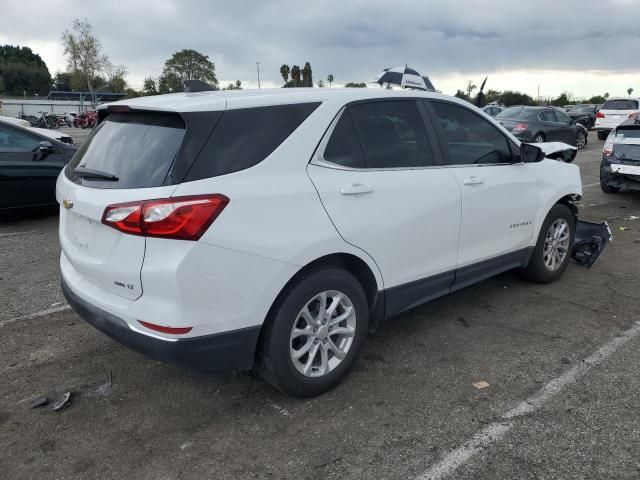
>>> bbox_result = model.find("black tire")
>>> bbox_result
[597,131,607,141]
[257,266,369,397]
[520,204,575,284]
[533,132,545,143]
[575,130,587,150]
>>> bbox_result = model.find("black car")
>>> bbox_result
[496,106,587,149]
[600,115,640,193]
[0,119,77,211]
[566,104,598,129]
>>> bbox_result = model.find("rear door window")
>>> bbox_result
[323,111,366,168]
[602,99,639,110]
[66,112,185,188]
[185,103,320,181]
[538,111,555,122]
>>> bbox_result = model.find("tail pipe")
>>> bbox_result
[572,220,612,268]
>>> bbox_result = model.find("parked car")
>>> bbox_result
[566,104,598,130]
[0,119,77,211]
[482,105,505,117]
[595,98,640,140]
[496,106,587,149]
[600,114,640,193]
[0,116,74,144]
[58,89,606,397]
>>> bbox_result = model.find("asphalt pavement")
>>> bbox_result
[1,131,639,480]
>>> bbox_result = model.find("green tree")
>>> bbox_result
[628,88,634,98]
[142,76,158,95]
[344,82,366,88]
[290,65,301,87]
[52,71,72,91]
[466,80,477,99]
[159,49,217,91]
[498,90,535,106]
[454,89,469,101]
[280,64,290,84]
[61,19,114,92]
[485,89,501,103]
[0,45,52,95]
[327,74,334,88]
[550,92,574,107]
[223,80,242,90]
[301,62,313,87]
[588,95,607,104]
[158,70,182,94]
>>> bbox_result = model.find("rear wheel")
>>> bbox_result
[520,204,575,283]
[575,130,587,149]
[257,266,369,397]
[533,132,545,143]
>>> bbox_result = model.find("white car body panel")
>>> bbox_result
[60,88,583,352]
[595,98,640,131]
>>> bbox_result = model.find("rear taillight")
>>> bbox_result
[138,320,192,335]
[603,146,613,156]
[596,112,605,118]
[512,123,528,133]
[102,194,229,240]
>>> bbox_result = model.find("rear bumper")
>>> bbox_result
[62,278,261,371]
[601,158,640,189]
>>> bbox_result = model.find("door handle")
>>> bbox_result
[340,183,374,195]
[462,176,484,186]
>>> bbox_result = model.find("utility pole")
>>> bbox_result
[255,61,261,90]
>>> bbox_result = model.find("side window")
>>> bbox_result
[554,111,571,124]
[538,111,555,123]
[185,103,320,181]
[0,125,41,153]
[349,101,435,168]
[429,101,511,165]
[323,111,366,168]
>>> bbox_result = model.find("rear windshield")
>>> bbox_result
[496,107,532,120]
[66,113,185,188]
[602,99,639,110]
[615,128,640,139]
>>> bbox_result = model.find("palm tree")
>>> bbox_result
[280,64,290,85]
[327,74,334,88]
[302,62,312,87]
[291,65,301,87]
[628,87,634,98]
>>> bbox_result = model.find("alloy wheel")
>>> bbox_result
[289,290,356,378]
[543,218,570,271]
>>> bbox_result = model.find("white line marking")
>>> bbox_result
[0,230,38,238]
[0,305,71,327]
[417,321,640,480]
[582,182,600,188]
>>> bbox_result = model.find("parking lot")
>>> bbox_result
[1,131,639,479]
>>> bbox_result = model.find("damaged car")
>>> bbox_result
[57,88,610,397]
[601,115,640,193]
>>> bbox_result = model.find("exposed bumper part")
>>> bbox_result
[572,220,612,268]
[62,279,261,371]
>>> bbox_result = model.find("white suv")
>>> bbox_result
[58,89,592,397]
[595,98,640,140]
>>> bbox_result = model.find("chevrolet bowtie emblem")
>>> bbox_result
[63,199,74,210]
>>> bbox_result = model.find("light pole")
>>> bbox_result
[256,61,261,90]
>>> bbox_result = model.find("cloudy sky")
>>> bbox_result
[1,0,639,99]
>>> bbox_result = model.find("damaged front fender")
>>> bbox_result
[572,220,612,268]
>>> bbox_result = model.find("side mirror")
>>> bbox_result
[36,141,54,159]
[520,143,545,163]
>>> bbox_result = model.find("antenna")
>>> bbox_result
[256,61,261,90]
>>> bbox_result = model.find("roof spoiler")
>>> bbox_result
[183,79,219,93]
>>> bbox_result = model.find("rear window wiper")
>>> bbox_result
[73,166,119,181]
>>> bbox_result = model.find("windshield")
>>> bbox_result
[66,112,185,189]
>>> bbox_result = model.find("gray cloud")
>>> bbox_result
[1,0,639,89]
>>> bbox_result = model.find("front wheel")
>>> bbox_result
[257,266,369,397]
[520,204,575,283]
[575,130,587,149]
[533,133,545,143]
